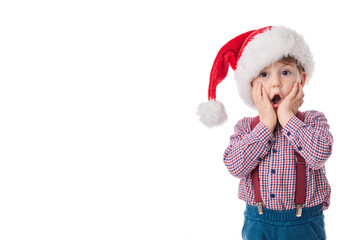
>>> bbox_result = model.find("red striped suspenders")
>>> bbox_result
[250,111,306,217]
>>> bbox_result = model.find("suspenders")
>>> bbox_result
[250,111,306,217]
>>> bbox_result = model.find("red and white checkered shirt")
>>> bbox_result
[223,110,333,211]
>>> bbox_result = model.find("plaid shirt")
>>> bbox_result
[224,110,333,211]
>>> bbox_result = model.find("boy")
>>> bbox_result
[197,26,333,240]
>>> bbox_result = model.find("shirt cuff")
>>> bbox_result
[283,115,306,141]
[251,121,275,145]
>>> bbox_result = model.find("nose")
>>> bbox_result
[270,75,282,88]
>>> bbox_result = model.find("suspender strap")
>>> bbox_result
[250,112,306,216]
[250,116,263,214]
[293,111,306,205]
[250,116,261,203]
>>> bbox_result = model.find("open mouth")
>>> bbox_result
[272,95,281,104]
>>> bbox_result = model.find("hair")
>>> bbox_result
[278,56,305,73]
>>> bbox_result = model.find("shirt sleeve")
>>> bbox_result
[223,117,275,178]
[283,111,333,170]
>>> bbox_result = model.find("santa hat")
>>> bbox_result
[197,26,314,128]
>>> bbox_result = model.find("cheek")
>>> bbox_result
[283,81,297,95]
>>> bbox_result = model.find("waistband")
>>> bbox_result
[245,204,323,224]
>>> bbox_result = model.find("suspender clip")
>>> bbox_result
[256,202,264,215]
[296,204,303,217]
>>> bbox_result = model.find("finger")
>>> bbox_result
[297,83,305,100]
[251,82,258,96]
[257,82,262,97]
[261,87,271,103]
[251,85,256,98]
[252,82,259,98]
[293,83,304,104]
[300,99,304,106]
[297,99,304,108]
[288,81,299,99]
[296,99,304,112]
[252,83,261,105]
[257,83,265,106]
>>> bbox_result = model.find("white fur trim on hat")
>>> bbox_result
[235,26,314,109]
[197,99,227,128]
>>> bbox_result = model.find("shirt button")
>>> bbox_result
[297,146,303,151]
[272,149,277,154]
[287,131,291,136]
[270,194,275,198]
[257,157,264,161]
[271,169,276,174]
[268,140,272,145]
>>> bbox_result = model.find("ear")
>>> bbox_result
[300,72,306,87]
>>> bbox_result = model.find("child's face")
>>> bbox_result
[251,61,306,108]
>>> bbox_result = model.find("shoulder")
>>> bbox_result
[303,110,329,124]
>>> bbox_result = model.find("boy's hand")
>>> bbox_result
[252,82,277,132]
[277,82,304,128]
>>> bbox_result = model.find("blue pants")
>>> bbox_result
[242,204,326,240]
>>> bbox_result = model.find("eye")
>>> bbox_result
[260,72,268,77]
[282,70,290,76]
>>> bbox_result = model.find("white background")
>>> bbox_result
[0,0,359,239]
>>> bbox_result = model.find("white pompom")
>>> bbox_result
[197,99,228,128]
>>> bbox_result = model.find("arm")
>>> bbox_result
[283,111,333,170]
[223,118,275,178]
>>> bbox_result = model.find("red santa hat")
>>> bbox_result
[197,26,314,128]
